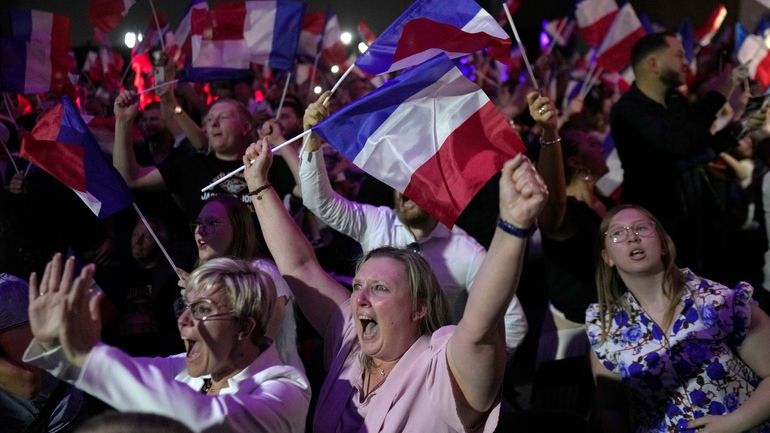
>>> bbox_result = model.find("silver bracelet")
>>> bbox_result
[540,136,561,147]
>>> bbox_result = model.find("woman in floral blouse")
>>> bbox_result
[586,204,770,433]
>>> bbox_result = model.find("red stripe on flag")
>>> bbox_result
[211,2,246,41]
[395,18,511,64]
[756,53,770,88]
[403,101,524,227]
[597,27,645,72]
[579,11,617,47]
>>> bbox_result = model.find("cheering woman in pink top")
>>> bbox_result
[244,137,547,433]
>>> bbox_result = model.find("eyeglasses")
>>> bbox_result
[173,297,234,321]
[604,220,657,243]
[203,113,235,127]
[189,219,228,234]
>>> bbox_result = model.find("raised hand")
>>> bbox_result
[59,264,103,368]
[28,254,77,351]
[114,90,139,122]
[302,91,330,152]
[499,154,548,230]
[243,139,273,192]
[258,119,286,147]
[526,91,558,132]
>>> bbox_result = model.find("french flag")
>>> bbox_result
[298,11,325,60]
[243,0,305,70]
[544,17,575,47]
[186,2,251,82]
[88,0,137,34]
[595,4,646,72]
[318,8,350,70]
[173,0,209,62]
[355,0,511,76]
[0,9,72,94]
[737,34,770,87]
[575,0,618,47]
[20,97,133,218]
[313,54,524,227]
[694,4,727,47]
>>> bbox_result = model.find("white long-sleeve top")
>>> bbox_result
[23,342,310,433]
[299,149,527,351]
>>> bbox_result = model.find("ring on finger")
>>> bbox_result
[538,106,548,115]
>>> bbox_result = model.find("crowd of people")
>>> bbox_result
[2,26,770,433]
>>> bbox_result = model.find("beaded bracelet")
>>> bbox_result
[540,136,562,147]
[248,183,273,199]
[497,218,536,238]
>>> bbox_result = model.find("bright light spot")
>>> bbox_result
[340,31,352,45]
[358,42,368,54]
[124,32,137,49]
[137,33,143,43]
[539,31,550,49]
[313,86,323,95]
[330,65,340,74]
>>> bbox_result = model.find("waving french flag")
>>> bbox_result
[20,97,133,218]
[185,0,303,81]
[737,34,770,87]
[355,0,510,76]
[575,0,618,47]
[313,54,524,227]
[0,9,73,94]
[172,0,209,62]
[595,4,646,72]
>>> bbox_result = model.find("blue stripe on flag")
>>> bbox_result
[313,54,456,162]
[0,38,28,93]
[269,0,305,70]
[182,64,250,82]
[10,9,33,40]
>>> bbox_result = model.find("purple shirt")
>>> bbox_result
[314,299,501,433]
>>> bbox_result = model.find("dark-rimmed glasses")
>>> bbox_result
[173,297,234,321]
[604,220,657,243]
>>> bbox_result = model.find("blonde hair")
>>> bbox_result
[186,257,275,344]
[356,246,451,336]
[594,205,684,340]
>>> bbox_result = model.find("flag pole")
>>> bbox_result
[201,129,313,192]
[1,138,19,174]
[275,72,292,120]
[2,93,19,129]
[148,0,166,52]
[132,202,180,276]
[503,2,539,91]
[308,53,321,101]
[139,79,179,95]
[324,65,355,104]
[545,19,566,55]
[24,162,33,176]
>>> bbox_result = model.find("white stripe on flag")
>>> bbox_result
[192,36,250,69]
[353,67,486,191]
[245,1,277,64]
[29,11,54,43]
[576,0,617,27]
[461,8,509,39]
[25,41,52,93]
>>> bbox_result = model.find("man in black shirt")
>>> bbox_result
[112,91,295,220]
[611,32,749,271]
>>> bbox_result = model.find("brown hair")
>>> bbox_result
[198,195,267,265]
[594,204,684,340]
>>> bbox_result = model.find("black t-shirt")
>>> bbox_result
[157,152,295,220]
[540,197,601,323]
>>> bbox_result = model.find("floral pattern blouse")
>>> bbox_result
[586,269,770,433]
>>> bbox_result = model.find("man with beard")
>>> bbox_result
[297,94,528,353]
[134,102,193,167]
[610,32,748,272]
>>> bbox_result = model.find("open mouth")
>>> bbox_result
[184,338,201,360]
[359,315,378,339]
[197,239,207,249]
[630,248,645,258]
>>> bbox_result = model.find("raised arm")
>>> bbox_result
[528,91,571,239]
[113,91,166,190]
[447,154,547,426]
[243,140,349,336]
[156,59,209,153]
[299,93,373,240]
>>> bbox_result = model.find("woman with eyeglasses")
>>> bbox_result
[189,195,303,372]
[242,139,548,432]
[21,254,310,433]
[586,204,770,433]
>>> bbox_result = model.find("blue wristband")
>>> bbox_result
[497,218,536,238]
